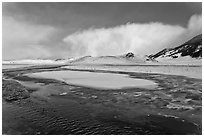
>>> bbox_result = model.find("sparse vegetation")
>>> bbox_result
[2,79,30,102]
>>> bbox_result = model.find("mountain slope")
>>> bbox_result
[150,34,202,60]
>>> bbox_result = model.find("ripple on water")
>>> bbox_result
[3,98,201,135]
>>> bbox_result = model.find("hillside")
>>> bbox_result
[150,34,202,59]
[69,53,145,65]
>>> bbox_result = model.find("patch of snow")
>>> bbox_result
[59,92,68,96]
[157,56,202,66]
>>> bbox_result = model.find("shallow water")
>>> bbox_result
[2,97,200,135]
[3,68,201,135]
[25,70,157,89]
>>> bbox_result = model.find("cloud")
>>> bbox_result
[172,14,202,45]
[63,14,202,57]
[186,14,202,39]
[188,14,202,32]
[5,44,52,60]
[3,14,202,60]
[3,16,56,60]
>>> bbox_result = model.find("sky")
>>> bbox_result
[2,2,202,60]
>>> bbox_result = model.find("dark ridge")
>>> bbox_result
[150,34,202,59]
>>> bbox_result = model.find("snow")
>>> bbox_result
[62,64,202,79]
[70,56,145,65]
[156,56,202,66]
[3,55,202,79]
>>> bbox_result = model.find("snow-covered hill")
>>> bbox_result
[69,53,145,65]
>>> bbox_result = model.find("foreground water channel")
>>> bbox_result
[2,67,202,135]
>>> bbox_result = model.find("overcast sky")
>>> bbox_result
[3,2,202,60]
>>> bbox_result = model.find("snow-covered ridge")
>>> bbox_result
[150,34,202,60]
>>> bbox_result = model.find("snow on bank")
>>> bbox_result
[156,56,202,66]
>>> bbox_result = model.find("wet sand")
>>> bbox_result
[2,66,202,135]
